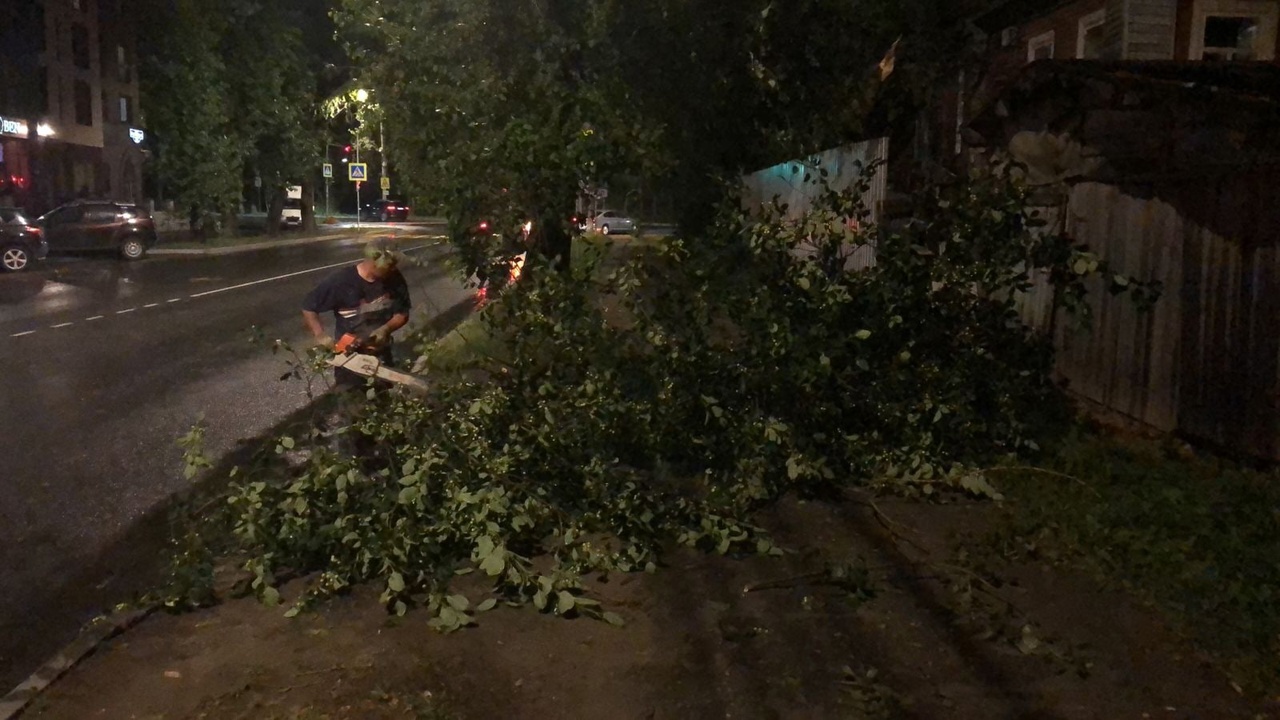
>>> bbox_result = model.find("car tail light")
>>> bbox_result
[479,221,489,231]
[28,226,42,237]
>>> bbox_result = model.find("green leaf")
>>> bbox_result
[280,436,295,449]
[283,606,300,618]
[388,572,405,593]
[261,586,280,607]
[557,590,576,613]
[446,594,469,611]
[480,550,506,577]
[797,276,811,290]
[476,598,498,612]
[602,611,625,627]
[854,329,872,340]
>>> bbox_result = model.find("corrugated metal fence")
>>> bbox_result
[1018,176,1280,460]
[742,138,888,270]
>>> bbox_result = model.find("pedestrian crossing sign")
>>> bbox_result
[322,163,333,178]
[348,163,368,181]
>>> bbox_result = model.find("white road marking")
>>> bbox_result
[187,259,355,299]
[4,245,434,340]
[187,245,428,300]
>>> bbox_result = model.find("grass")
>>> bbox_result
[415,313,509,374]
[988,427,1280,692]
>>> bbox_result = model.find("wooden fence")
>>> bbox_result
[1018,176,1280,460]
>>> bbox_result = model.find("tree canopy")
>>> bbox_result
[139,0,329,232]
[334,0,971,235]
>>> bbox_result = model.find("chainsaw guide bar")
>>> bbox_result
[328,352,430,394]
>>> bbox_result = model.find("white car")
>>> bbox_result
[589,210,637,235]
[282,185,303,227]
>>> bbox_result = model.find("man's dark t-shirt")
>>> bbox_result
[303,266,411,355]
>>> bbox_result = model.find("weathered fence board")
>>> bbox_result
[1019,177,1280,460]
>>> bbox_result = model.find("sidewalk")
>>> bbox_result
[9,495,1266,719]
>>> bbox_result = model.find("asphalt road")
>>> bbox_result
[0,229,472,691]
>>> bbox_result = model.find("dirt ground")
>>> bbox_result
[21,495,1275,720]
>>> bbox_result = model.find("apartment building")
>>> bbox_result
[0,0,145,215]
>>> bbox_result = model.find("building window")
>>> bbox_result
[118,96,131,123]
[116,45,131,83]
[1203,16,1260,59]
[71,23,90,70]
[1190,0,1279,61]
[1078,10,1107,58]
[74,80,93,126]
[1027,30,1055,62]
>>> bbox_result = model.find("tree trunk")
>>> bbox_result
[301,177,317,232]
[265,189,284,237]
[220,207,238,239]
[537,212,572,272]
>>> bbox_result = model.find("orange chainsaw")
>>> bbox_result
[333,331,371,354]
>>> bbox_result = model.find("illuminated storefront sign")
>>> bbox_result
[129,127,145,144]
[0,116,29,138]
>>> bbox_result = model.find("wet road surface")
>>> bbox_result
[0,230,470,690]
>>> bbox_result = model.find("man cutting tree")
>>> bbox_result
[302,240,412,389]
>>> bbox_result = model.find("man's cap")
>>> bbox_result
[364,238,405,268]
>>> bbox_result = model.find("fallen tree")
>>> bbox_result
[164,164,1158,632]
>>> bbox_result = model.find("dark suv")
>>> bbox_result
[1,207,48,272]
[38,201,158,260]
[360,199,411,222]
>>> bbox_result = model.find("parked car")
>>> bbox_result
[360,199,411,222]
[0,207,48,273]
[588,210,637,235]
[37,201,157,260]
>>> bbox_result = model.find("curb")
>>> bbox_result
[0,605,158,720]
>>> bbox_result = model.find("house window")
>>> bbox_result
[1190,0,1279,61]
[1203,16,1260,59]
[1027,31,1055,62]
[118,96,131,123]
[1078,10,1107,58]
[74,80,92,126]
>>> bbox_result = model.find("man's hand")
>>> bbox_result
[365,326,391,351]
[312,334,336,350]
